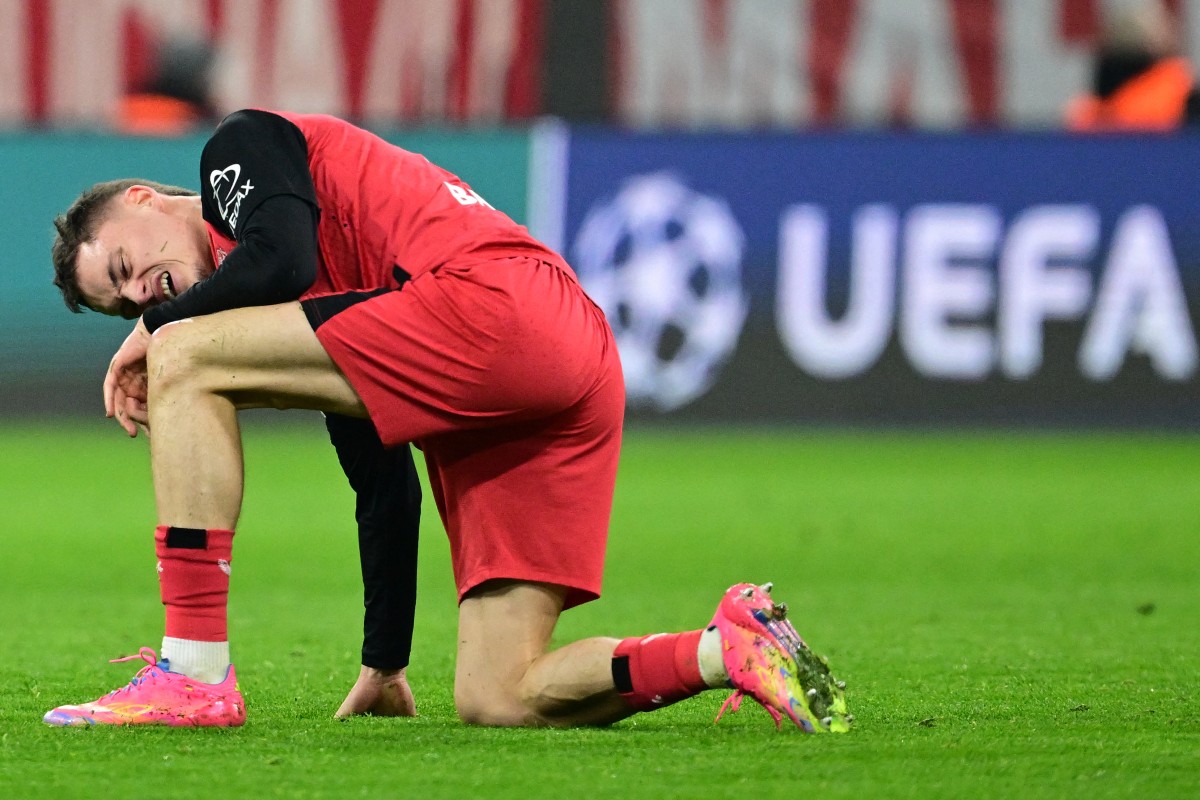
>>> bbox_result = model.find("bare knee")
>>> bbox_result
[146,320,221,397]
[453,665,585,726]
[454,681,537,727]
[453,580,567,727]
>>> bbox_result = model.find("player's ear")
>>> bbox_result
[123,184,158,208]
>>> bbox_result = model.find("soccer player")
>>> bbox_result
[44,110,851,731]
[50,204,422,720]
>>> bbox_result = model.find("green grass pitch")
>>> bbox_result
[0,418,1197,798]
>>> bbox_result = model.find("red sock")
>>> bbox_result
[154,526,234,641]
[611,630,706,712]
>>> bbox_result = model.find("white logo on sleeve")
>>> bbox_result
[444,181,494,209]
[210,164,255,231]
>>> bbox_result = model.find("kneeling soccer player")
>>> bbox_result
[43,109,851,731]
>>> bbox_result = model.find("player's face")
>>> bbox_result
[75,188,214,319]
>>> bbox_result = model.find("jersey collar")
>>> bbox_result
[205,221,238,270]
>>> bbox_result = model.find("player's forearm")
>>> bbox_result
[323,415,422,670]
[142,196,319,333]
[356,441,421,668]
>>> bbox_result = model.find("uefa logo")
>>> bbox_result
[573,173,748,411]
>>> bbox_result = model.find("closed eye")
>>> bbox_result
[115,259,137,317]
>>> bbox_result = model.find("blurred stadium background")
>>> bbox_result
[2,6,1197,794]
[1,0,1197,426]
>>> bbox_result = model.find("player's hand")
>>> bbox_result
[334,665,417,718]
[104,318,152,438]
[123,395,150,438]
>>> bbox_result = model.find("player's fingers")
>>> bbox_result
[131,372,149,403]
[126,397,149,430]
[110,386,137,437]
[115,370,142,400]
[122,400,138,437]
[103,365,117,418]
[114,407,135,437]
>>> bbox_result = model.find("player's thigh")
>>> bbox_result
[454,580,567,724]
[147,302,366,417]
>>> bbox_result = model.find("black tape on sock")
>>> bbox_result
[165,527,208,549]
[611,655,634,694]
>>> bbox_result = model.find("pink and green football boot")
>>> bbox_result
[43,647,246,727]
[710,582,851,732]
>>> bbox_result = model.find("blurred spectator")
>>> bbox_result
[118,37,217,136]
[1065,0,1199,131]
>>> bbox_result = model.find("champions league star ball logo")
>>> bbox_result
[573,173,748,412]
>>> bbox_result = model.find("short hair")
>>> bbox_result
[51,179,198,313]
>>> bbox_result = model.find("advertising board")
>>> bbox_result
[541,130,1200,426]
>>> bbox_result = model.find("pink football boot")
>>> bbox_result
[709,582,851,732]
[43,647,246,727]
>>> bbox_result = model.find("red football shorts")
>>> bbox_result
[312,256,625,609]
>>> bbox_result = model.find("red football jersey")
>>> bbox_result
[276,111,563,296]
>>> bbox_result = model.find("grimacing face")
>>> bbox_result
[74,186,214,319]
